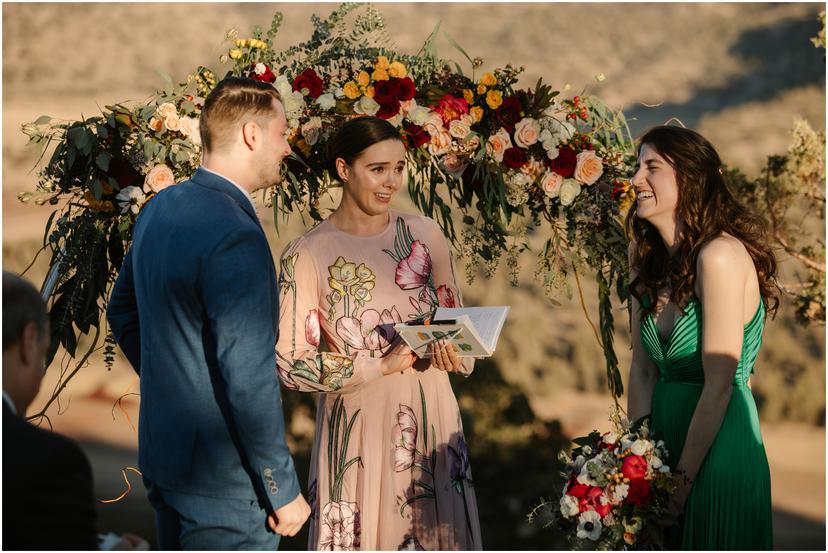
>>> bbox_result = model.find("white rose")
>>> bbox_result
[610,483,629,504]
[283,92,306,117]
[316,93,336,111]
[509,171,532,189]
[544,145,560,160]
[156,102,177,119]
[630,439,650,456]
[178,116,201,144]
[164,113,181,132]
[449,118,471,140]
[354,96,381,117]
[288,118,300,130]
[387,113,404,128]
[333,87,345,99]
[254,63,267,76]
[559,178,582,206]
[486,127,513,163]
[514,117,540,148]
[602,431,618,445]
[559,495,580,518]
[301,117,323,146]
[408,105,433,126]
[649,455,663,470]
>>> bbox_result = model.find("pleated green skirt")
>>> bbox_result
[651,381,773,550]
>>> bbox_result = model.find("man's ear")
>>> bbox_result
[241,120,258,151]
[19,322,39,368]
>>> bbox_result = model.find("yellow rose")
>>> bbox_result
[486,89,503,109]
[229,49,242,60]
[365,86,375,99]
[357,71,371,87]
[480,72,497,86]
[388,61,407,79]
[470,106,484,122]
[234,39,246,48]
[372,69,389,81]
[477,83,487,95]
[375,55,390,70]
[252,39,266,49]
[462,89,475,104]
[343,81,361,100]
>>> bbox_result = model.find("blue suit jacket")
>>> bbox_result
[107,167,300,511]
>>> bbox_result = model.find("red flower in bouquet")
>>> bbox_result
[377,100,402,120]
[434,94,469,126]
[495,95,523,133]
[550,146,577,177]
[374,79,398,104]
[404,123,431,149]
[503,147,527,169]
[293,68,324,99]
[581,486,612,518]
[251,63,276,84]
[395,77,416,101]
[625,478,652,506]
[621,454,648,480]
[567,483,590,499]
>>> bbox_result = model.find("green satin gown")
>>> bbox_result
[641,295,773,550]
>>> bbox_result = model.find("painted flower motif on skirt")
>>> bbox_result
[449,434,471,492]
[436,285,457,307]
[393,404,418,472]
[319,501,361,551]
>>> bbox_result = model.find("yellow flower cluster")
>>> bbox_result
[343,56,408,100]
[460,71,503,112]
[83,190,115,213]
[235,38,267,49]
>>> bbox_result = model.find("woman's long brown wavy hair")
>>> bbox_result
[625,126,780,317]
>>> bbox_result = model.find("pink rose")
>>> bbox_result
[449,118,471,140]
[574,150,604,185]
[144,164,175,193]
[441,154,468,177]
[513,117,540,148]
[486,128,513,163]
[540,171,563,198]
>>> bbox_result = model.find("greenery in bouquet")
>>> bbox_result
[529,410,675,550]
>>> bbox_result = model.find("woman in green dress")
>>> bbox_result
[625,126,780,549]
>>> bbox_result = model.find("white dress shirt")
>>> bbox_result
[200,166,256,213]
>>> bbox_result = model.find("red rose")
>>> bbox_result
[374,79,398,104]
[567,483,590,499]
[292,68,324,99]
[625,478,651,506]
[251,63,276,84]
[621,455,648,480]
[435,93,469,126]
[503,147,527,169]
[404,123,430,149]
[377,99,402,120]
[550,146,577,177]
[395,77,416,101]
[495,95,523,133]
[583,487,612,518]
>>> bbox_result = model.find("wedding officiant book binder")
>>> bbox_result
[394,306,510,358]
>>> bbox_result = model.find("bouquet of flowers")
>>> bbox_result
[530,410,675,549]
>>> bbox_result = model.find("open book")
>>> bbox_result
[394,306,510,358]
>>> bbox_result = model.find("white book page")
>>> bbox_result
[434,306,510,352]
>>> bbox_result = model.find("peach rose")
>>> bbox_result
[179,116,200,144]
[145,164,176,193]
[514,117,540,148]
[574,150,604,185]
[428,129,452,156]
[540,171,563,198]
[164,114,181,132]
[148,117,163,133]
[423,113,445,136]
[156,102,177,119]
[449,118,471,140]
[486,127,513,163]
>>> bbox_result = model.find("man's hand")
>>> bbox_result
[268,493,311,537]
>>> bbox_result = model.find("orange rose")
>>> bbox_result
[574,150,604,185]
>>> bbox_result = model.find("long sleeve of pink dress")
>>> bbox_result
[276,211,481,550]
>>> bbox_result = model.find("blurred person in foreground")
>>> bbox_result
[2,271,146,550]
[107,77,310,550]
[626,126,777,549]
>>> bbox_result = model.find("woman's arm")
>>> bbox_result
[670,237,746,509]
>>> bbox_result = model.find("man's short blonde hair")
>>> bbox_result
[199,76,282,154]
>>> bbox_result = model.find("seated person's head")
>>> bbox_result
[2,272,49,414]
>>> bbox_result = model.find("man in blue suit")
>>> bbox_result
[107,76,310,550]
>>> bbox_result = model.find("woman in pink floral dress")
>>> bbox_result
[276,117,481,550]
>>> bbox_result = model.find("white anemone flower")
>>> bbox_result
[576,510,602,541]
[116,186,146,214]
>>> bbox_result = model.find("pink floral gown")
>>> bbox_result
[276,211,482,550]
